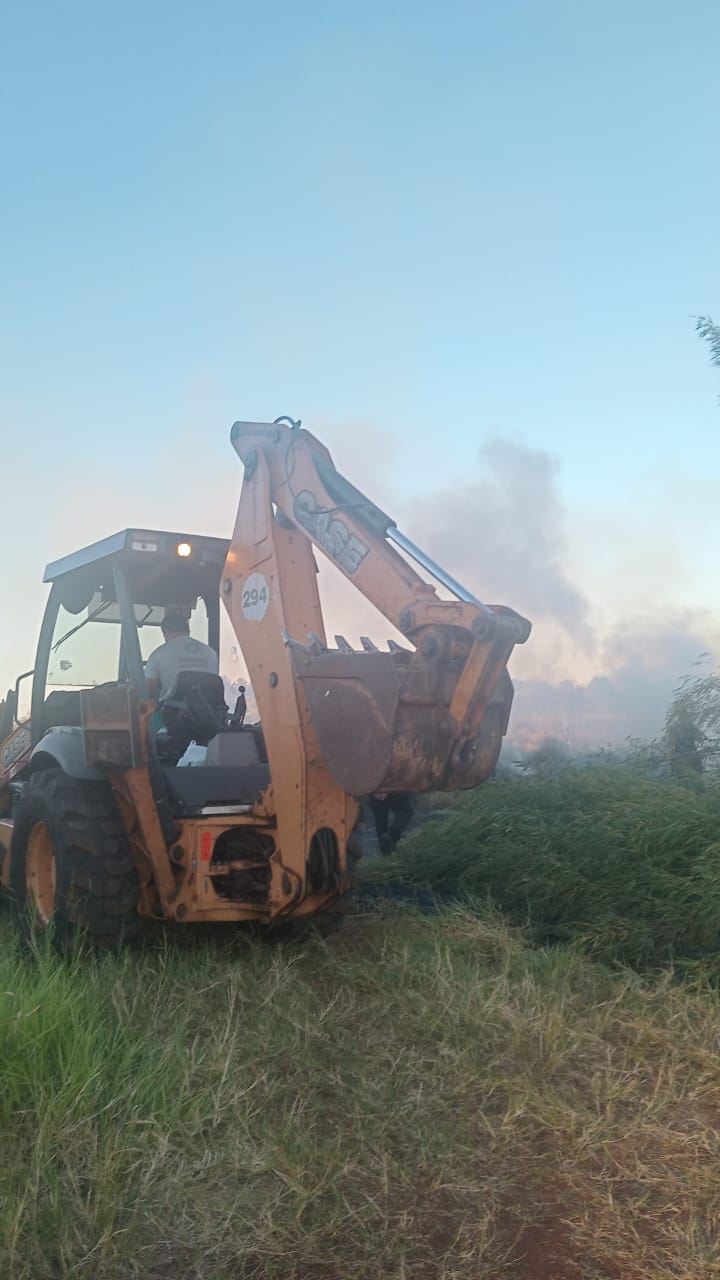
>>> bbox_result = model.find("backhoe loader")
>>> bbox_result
[0,418,531,946]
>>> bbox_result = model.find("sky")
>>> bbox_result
[2,0,720,742]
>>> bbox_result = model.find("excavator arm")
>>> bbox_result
[221,419,530,915]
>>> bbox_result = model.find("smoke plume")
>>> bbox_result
[406,438,592,644]
[397,438,719,748]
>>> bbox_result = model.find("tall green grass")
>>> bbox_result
[3,911,720,1278]
[397,767,720,968]
[5,767,720,1276]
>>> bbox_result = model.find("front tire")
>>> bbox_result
[11,770,142,950]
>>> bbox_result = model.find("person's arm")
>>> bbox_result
[144,652,161,703]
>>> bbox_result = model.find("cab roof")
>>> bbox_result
[44,529,231,615]
[44,529,229,583]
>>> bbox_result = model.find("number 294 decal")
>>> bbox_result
[241,573,270,621]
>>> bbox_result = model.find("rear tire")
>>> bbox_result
[11,770,142,950]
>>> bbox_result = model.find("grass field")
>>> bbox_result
[397,767,720,971]
[3,901,720,1279]
[5,765,720,1278]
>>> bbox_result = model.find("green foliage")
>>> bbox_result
[602,736,670,778]
[399,767,720,969]
[695,313,720,406]
[664,701,704,777]
[518,736,572,780]
[696,313,720,380]
[663,665,720,773]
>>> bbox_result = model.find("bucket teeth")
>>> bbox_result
[284,630,410,659]
[282,630,325,656]
[307,632,325,656]
[281,630,306,650]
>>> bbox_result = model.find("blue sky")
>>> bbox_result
[2,0,720,701]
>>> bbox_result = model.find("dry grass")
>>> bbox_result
[2,906,720,1278]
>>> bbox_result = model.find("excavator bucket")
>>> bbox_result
[288,614,523,796]
[290,647,400,794]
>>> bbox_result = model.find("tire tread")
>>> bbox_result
[11,770,143,949]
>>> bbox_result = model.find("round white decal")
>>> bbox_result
[241,572,270,621]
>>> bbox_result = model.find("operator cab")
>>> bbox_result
[29,529,268,815]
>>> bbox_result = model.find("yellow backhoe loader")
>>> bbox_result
[0,418,531,946]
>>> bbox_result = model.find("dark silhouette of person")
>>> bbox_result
[369,791,413,855]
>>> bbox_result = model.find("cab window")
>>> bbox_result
[47,601,122,693]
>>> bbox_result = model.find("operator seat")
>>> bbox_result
[160,671,228,761]
[40,689,83,733]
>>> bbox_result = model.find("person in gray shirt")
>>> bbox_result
[145,611,219,704]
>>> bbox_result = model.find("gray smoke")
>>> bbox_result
[406,437,591,642]
[401,437,718,747]
[510,616,719,748]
